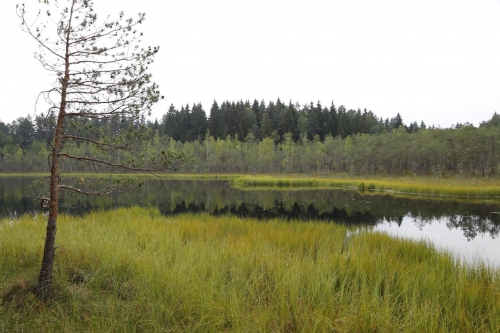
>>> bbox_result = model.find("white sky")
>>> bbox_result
[1,0,500,127]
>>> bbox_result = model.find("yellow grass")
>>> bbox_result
[231,175,500,198]
[1,207,499,332]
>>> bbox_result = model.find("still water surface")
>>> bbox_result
[1,177,499,266]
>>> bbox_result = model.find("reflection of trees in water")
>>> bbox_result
[381,199,500,240]
[0,177,38,216]
[2,178,500,240]
[446,215,499,241]
[405,214,499,241]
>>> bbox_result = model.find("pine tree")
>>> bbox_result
[18,0,185,301]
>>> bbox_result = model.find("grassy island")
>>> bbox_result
[1,207,499,332]
[231,175,500,198]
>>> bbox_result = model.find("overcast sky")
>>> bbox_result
[1,0,500,128]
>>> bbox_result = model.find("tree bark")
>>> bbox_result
[35,0,74,301]
[35,96,66,301]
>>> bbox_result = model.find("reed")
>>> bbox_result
[1,208,499,332]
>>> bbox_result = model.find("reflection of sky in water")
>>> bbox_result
[374,215,500,267]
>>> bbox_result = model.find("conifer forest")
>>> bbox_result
[1,99,499,177]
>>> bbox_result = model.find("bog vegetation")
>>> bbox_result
[1,207,499,332]
[231,175,500,197]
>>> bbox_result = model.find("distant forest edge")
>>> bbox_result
[1,99,499,176]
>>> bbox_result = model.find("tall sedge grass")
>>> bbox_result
[231,175,500,198]
[1,208,499,332]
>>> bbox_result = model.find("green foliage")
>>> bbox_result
[480,112,500,128]
[2,103,500,178]
[260,112,273,139]
[1,123,500,180]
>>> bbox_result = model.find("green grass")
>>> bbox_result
[1,208,499,332]
[231,175,500,198]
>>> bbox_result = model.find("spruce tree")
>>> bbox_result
[208,100,221,138]
[260,112,273,138]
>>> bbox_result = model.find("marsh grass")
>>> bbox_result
[231,175,500,198]
[1,208,499,332]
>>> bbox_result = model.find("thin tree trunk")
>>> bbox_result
[35,0,74,301]
[35,99,66,301]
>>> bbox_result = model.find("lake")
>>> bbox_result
[1,176,499,266]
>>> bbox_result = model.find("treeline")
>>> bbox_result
[1,101,499,176]
[162,99,421,143]
[166,124,500,177]
[0,112,147,173]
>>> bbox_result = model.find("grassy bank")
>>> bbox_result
[1,208,499,332]
[231,175,500,198]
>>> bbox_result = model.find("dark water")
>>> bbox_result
[1,177,499,265]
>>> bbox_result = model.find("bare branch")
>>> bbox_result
[58,152,165,172]
[58,185,115,196]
